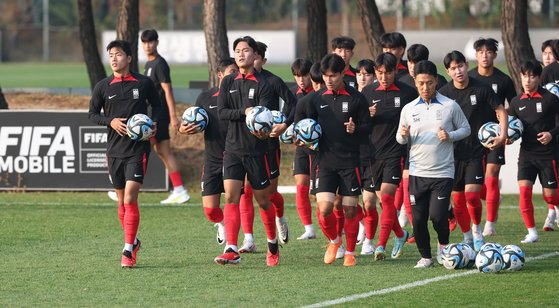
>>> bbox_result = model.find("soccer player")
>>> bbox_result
[89,40,162,268]
[179,58,238,245]
[214,36,280,266]
[397,60,470,268]
[541,39,557,67]
[380,32,409,81]
[331,36,358,88]
[356,59,376,92]
[541,40,559,84]
[360,52,418,259]
[307,54,370,266]
[468,38,516,236]
[400,44,447,91]
[508,59,559,243]
[439,51,508,251]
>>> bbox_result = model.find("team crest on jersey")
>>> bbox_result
[349,82,355,88]
[342,102,349,113]
[394,97,401,108]
[436,109,443,120]
[492,83,498,94]
[470,95,477,105]
[536,102,542,113]
[133,88,139,99]
[146,67,152,77]
[248,88,255,99]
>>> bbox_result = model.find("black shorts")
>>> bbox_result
[517,156,559,189]
[485,145,505,165]
[153,119,170,142]
[408,175,453,218]
[366,157,403,192]
[223,151,270,190]
[316,166,362,196]
[107,153,149,189]
[309,152,319,195]
[360,160,375,193]
[293,147,312,176]
[266,148,281,180]
[201,159,224,196]
[452,158,485,191]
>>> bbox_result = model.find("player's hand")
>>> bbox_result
[270,123,287,138]
[506,138,514,145]
[537,131,552,145]
[170,117,180,132]
[252,129,269,140]
[345,117,355,134]
[110,118,128,136]
[488,135,506,150]
[294,138,306,147]
[179,122,200,135]
[244,107,253,115]
[400,124,410,138]
[438,127,449,141]
[369,103,377,117]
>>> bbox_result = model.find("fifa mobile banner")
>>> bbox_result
[0,110,168,191]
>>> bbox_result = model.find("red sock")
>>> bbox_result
[356,203,364,221]
[240,185,254,234]
[543,192,559,206]
[203,207,224,223]
[402,177,413,224]
[480,183,487,200]
[519,186,535,228]
[485,176,500,222]
[118,204,125,229]
[549,204,556,210]
[394,183,403,211]
[270,191,285,218]
[364,208,379,239]
[344,215,359,253]
[452,192,471,233]
[465,191,482,225]
[295,184,312,225]
[224,203,240,246]
[169,171,183,188]
[378,194,397,247]
[318,212,338,241]
[123,202,140,244]
[259,205,277,240]
[333,208,345,237]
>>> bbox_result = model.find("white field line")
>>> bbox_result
[302,251,559,308]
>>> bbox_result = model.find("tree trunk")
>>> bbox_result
[357,0,385,59]
[307,0,328,63]
[77,0,107,90]
[501,0,535,93]
[116,0,139,73]
[0,86,8,109]
[203,0,230,88]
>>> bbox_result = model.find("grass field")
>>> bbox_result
[1,192,558,306]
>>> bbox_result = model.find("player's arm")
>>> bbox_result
[160,82,179,131]
[88,83,127,136]
[487,89,508,149]
[276,80,298,127]
[448,102,471,142]
[179,92,205,135]
[396,106,410,145]
[217,78,244,121]
[547,95,559,138]
[355,94,372,136]
[145,79,162,125]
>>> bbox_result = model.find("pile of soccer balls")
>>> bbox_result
[441,242,525,273]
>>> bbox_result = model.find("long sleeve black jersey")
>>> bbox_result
[144,55,171,117]
[468,67,516,105]
[294,89,317,155]
[195,87,227,163]
[89,72,162,158]
[307,86,371,168]
[399,73,448,90]
[217,71,273,155]
[343,66,358,89]
[395,60,410,82]
[361,80,418,161]
[509,88,559,159]
[541,62,559,85]
[439,78,501,160]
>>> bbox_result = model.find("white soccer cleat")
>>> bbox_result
[238,240,256,253]
[414,258,434,269]
[356,220,366,245]
[296,228,316,240]
[107,191,118,202]
[214,222,226,245]
[520,233,539,244]
[276,216,290,244]
[360,239,375,255]
[336,243,346,259]
[482,223,496,237]
[543,214,556,231]
[160,190,190,204]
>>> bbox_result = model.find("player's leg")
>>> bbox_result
[463,158,485,250]
[451,160,472,245]
[538,159,559,234]
[336,167,362,266]
[517,157,539,243]
[153,139,190,205]
[293,148,315,240]
[239,178,255,253]
[401,168,415,242]
[361,161,378,255]
[333,194,345,259]
[483,160,502,236]
[201,162,226,245]
[428,178,453,265]
[267,149,289,244]
[316,168,341,264]
[408,176,433,268]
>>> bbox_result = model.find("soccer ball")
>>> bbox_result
[480,242,503,252]
[507,116,524,143]
[544,82,559,98]
[462,243,477,269]
[478,122,500,148]
[501,244,525,271]
[475,248,504,273]
[271,110,287,124]
[441,243,470,269]
[126,113,155,141]
[182,106,209,132]
[280,124,295,144]
[246,106,274,134]
[294,118,322,149]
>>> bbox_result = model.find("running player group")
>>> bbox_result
[89,30,559,269]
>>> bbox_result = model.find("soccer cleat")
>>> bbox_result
[324,241,342,264]
[214,248,241,265]
[473,233,485,252]
[360,239,375,255]
[356,221,366,245]
[543,215,555,231]
[414,258,434,269]
[520,233,539,243]
[296,229,316,240]
[266,241,280,267]
[276,216,290,244]
[160,190,190,205]
[336,243,346,259]
[391,230,409,259]
[407,235,416,244]
[343,254,356,267]
[214,223,226,245]
[448,217,457,232]
[436,243,444,265]
[238,240,256,253]
[374,246,386,261]
[482,223,496,237]
[121,250,135,268]
[107,191,118,202]
[132,239,141,263]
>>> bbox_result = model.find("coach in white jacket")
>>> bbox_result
[396,60,470,268]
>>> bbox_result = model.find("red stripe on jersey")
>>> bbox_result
[355,167,362,186]
[520,91,543,99]
[344,68,356,77]
[234,72,258,82]
[375,83,400,91]
[322,87,350,96]
[109,74,139,85]
[142,153,147,175]
[397,62,407,71]
[212,89,220,97]
[264,154,271,177]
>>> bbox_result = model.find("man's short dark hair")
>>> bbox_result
[553,40,559,59]
[291,58,313,76]
[414,60,438,77]
[310,63,324,84]
[380,32,407,49]
[541,39,557,58]
[106,40,132,56]
[520,59,543,76]
[356,59,375,74]
[233,36,258,52]
[374,53,397,72]
[255,41,268,59]
[473,38,499,52]
[443,50,467,69]
[140,29,158,42]
[331,36,356,50]
[217,58,237,73]
[407,44,429,63]
[320,54,345,74]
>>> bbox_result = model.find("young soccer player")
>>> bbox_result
[179,58,238,245]
[509,59,559,243]
[541,40,559,84]
[356,59,376,92]
[396,60,471,268]
[541,39,557,67]
[331,36,358,88]
[400,44,447,91]
[380,32,409,81]
[468,38,517,236]
[89,40,162,268]
[439,51,508,251]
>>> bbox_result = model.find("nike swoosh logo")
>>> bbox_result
[209,105,217,109]
[372,99,381,104]
[498,156,504,159]
[320,104,328,108]
[412,113,419,117]
[392,176,400,180]
[351,187,359,192]
[437,196,446,200]
[548,181,556,185]
[270,170,278,175]
[134,173,142,178]
[261,180,268,185]
[109,95,117,99]
[475,176,483,179]
[519,106,526,111]
[229,90,238,93]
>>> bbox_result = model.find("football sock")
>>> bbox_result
[356,203,365,221]
[547,208,556,217]
[543,193,559,206]
[304,224,314,233]
[169,171,184,191]
[527,227,537,237]
[118,204,125,229]
[270,191,285,218]
[224,203,241,246]
[394,183,403,211]
[519,186,535,228]
[549,204,556,210]
[295,184,313,225]
[123,202,139,246]
[319,212,338,241]
[485,176,500,222]
[364,208,379,240]
[259,205,277,241]
[452,192,471,233]
[480,183,487,200]
[243,233,254,243]
[463,230,473,242]
[402,177,413,225]
[225,244,238,252]
[203,207,224,223]
[378,194,397,247]
[239,185,254,234]
[344,214,359,253]
[124,243,133,252]
[333,208,345,237]
[465,191,482,225]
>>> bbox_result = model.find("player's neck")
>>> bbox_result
[147,52,158,61]
[113,68,131,79]
[453,77,469,90]
[239,66,255,75]
[477,65,494,77]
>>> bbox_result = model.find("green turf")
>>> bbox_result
[1,192,558,306]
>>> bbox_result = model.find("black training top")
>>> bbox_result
[195,87,227,163]
[294,89,317,155]
[468,67,516,105]
[395,60,409,82]
[144,55,171,120]
[541,62,559,85]
[89,72,162,158]
[343,66,358,89]
[399,73,448,90]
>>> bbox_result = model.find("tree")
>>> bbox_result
[307,0,328,63]
[77,0,107,90]
[357,0,385,58]
[203,0,230,88]
[501,0,535,93]
[116,0,140,73]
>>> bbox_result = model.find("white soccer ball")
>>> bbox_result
[294,118,322,149]
[507,115,523,143]
[246,106,274,134]
[279,123,295,144]
[126,113,155,141]
[462,243,477,269]
[271,110,287,124]
[544,82,559,98]
[441,243,470,270]
[480,242,503,252]
[478,122,500,148]
[501,244,525,271]
[475,248,504,273]
[182,106,209,132]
